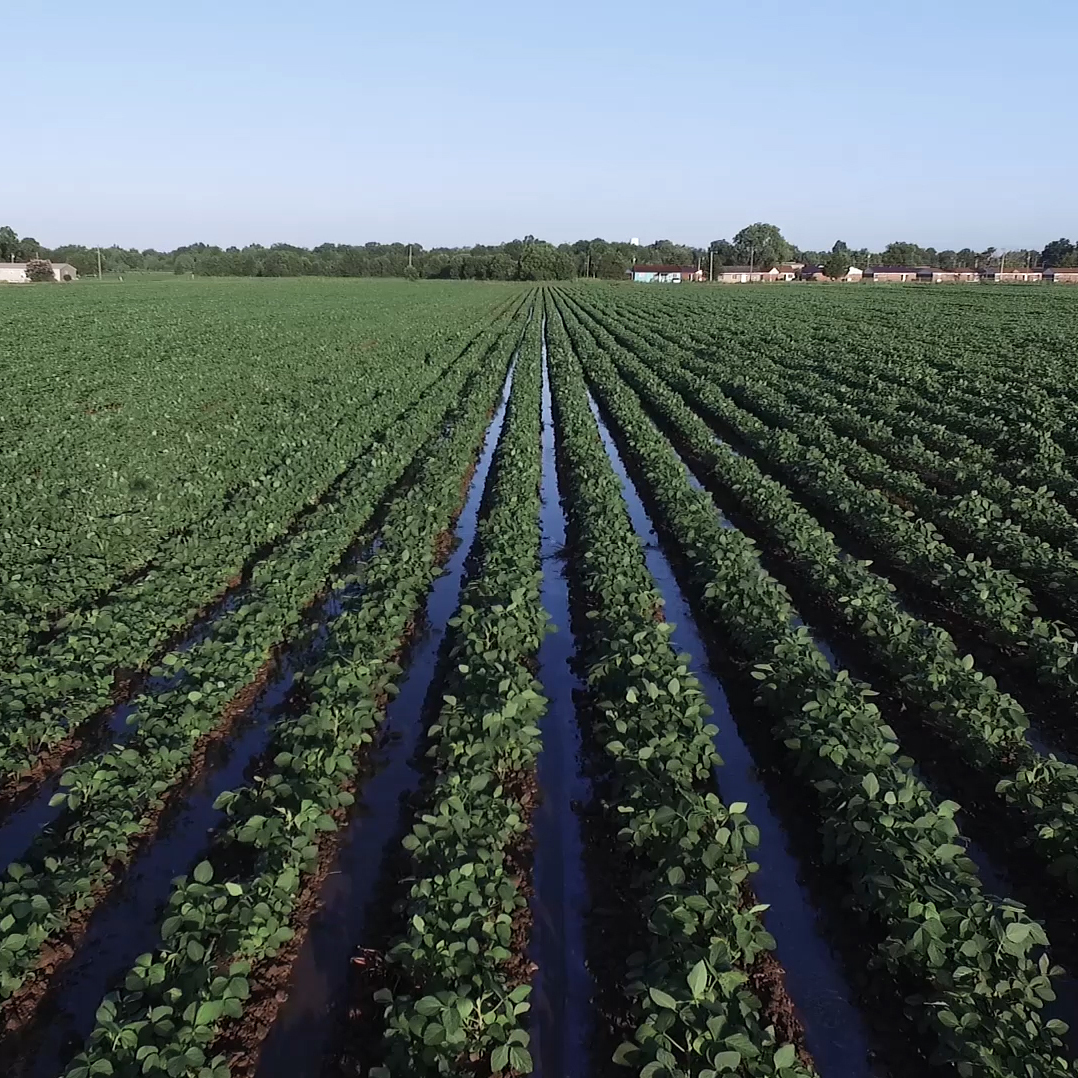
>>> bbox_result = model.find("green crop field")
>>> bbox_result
[3,277,1078,1078]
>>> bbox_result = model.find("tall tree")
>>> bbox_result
[822,251,852,280]
[708,239,738,266]
[732,223,793,270]
[881,241,926,266]
[1042,238,1076,267]
[0,225,18,261]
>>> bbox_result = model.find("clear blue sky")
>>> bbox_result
[6,0,1075,252]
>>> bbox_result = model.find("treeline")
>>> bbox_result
[3,222,1076,281]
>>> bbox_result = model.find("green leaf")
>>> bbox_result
[648,986,678,1010]
[193,861,213,884]
[773,1043,797,1068]
[713,1051,742,1071]
[1005,922,1031,944]
[862,773,879,799]
[935,843,964,863]
[687,959,708,999]
[195,1001,222,1026]
[508,1046,532,1072]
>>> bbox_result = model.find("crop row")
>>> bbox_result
[746,364,1078,559]
[600,291,1078,562]
[667,356,1078,629]
[0,287,524,636]
[63,310,525,1078]
[373,313,547,1075]
[0,311,526,1016]
[549,290,1075,1078]
[587,287,1078,604]
[603,288,1078,519]
[0,296,527,791]
[559,289,1078,895]
[573,294,1078,711]
[544,299,812,1078]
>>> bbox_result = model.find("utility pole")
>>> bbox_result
[749,244,755,278]
[97,248,103,280]
[709,249,714,281]
[407,244,413,269]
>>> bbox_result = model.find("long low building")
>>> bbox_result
[0,261,79,283]
[981,269,1044,282]
[631,264,706,283]
[714,263,1074,284]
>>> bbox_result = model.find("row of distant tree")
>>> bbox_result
[2,223,1076,281]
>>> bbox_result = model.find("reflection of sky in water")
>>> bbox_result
[258,354,517,1078]
[529,335,594,1078]
[584,382,878,1078]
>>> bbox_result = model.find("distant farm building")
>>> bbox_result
[716,263,815,283]
[864,266,922,282]
[800,265,864,282]
[918,268,980,283]
[631,264,705,283]
[0,261,78,283]
[710,261,1066,285]
[714,267,766,283]
[982,269,1043,283]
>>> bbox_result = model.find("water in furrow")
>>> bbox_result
[528,328,595,1078]
[583,389,878,1078]
[254,362,517,1078]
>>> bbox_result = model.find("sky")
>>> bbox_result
[4,0,1075,253]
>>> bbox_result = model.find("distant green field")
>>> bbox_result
[6,277,1078,1078]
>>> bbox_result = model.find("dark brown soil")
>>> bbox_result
[215,425,504,1077]
[0,651,281,1073]
[739,880,812,1066]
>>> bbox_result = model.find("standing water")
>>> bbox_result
[256,362,518,1078]
[582,385,879,1078]
[528,332,595,1078]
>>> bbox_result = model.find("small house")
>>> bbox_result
[800,265,863,282]
[1045,268,1078,284]
[865,266,923,283]
[773,263,804,281]
[0,261,78,283]
[917,269,980,283]
[981,269,1043,283]
[631,264,705,283]
[714,266,763,283]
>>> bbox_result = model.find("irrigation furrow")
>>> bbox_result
[560,291,1078,916]
[528,322,594,1078]
[0,311,527,1071]
[251,331,526,1078]
[58,305,525,1078]
[572,292,1078,726]
[0,298,528,806]
[0,292,527,649]
[547,291,1077,1078]
[579,382,878,1076]
[546,293,815,1078]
